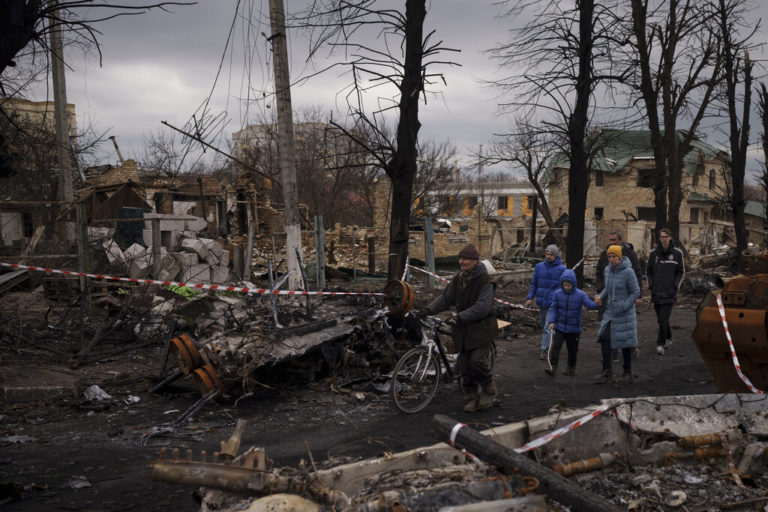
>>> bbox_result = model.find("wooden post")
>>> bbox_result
[432,415,623,512]
[233,246,244,281]
[269,0,303,290]
[314,215,326,289]
[424,216,435,287]
[244,202,256,281]
[49,0,73,211]
[76,201,90,314]
[367,236,376,274]
[152,218,161,278]
[529,195,539,256]
[352,228,357,281]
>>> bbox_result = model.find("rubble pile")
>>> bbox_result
[94,231,231,284]
[151,394,768,512]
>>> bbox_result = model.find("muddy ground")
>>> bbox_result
[0,278,718,512]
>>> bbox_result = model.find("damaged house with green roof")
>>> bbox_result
[545,129,758,257]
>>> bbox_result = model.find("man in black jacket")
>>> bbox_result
[596,231,643,301]
[646,228,685,355]
[425,244,497,413]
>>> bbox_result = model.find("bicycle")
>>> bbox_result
[390,314,457,413]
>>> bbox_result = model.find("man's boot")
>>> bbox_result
[544,364,557,377]
[463,392,479,413]
[476,380,497,410]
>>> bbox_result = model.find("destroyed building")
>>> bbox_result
[546,129,737,256]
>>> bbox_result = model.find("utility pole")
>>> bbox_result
[49,0,73,211]
[268,0,303,289]
[477,144,483,255]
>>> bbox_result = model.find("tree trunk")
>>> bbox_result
[565,0,594,288]
[630,0,669,234]
[386,0,425,280]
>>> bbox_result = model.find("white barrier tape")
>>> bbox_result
[447,422,483,464]
[449,422,465,446]
[401,256,409,281]
[571,257,584,270]
[407,265,538,311]
[514,405,612,453]
[715,294,765,395]
[0,262,386,297]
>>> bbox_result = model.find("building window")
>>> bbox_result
[594,207,604,220]
[709,169,716,189]
[594,170,604,187]
[637,207,656,221]
[690,207,699,224]
[22,212,34,237]
[466,196,478,209]
[517,229,525,243]
[497,196,508,210]
[637,169,654,188]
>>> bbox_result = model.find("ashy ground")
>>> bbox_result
[0,284,719,511]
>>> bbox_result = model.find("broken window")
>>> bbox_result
[709,169,716,189]
[637,169,654,188]
[497,196,508,210]
[594,170,604,187]
[594,207,604,220]
[637,207,655,221]
[466,196,478,209]
[690,207,700,224]
[22,212,33,237]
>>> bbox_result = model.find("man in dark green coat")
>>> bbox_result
[425,244,498,412]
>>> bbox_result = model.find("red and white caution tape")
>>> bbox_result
[715,294,765,395]
[447,423,483,464]
[513,405,612,453]
[0,262,385,297]
[407,264,538,311]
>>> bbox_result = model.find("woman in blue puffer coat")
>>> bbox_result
[594,245,641,384]
[545,269,598,376]
[525,245,566,359]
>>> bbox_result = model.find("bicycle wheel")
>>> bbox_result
[391,346,441,413]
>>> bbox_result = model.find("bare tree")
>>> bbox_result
[624,0,723,239]
[759,83,768,244]
[139,129,202,179]
[489,0,620,284]
[295,0,458,279]
[715,0,756,273]
[411,139,458,218]
[0,1,192,90]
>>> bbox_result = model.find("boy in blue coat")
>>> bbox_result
[545,269,598,376]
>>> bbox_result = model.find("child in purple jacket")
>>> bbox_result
[545,269,598,376]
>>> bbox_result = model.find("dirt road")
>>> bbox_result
[0,292,717,511]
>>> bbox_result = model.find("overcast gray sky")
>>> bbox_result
[29,1,510,172]
[21,0,768,179]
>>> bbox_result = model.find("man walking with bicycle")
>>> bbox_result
[423,244,498,413]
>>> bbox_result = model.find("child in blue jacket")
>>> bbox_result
[545,269,598,376]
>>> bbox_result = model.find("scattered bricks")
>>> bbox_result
[180,237,210,261]
[182,263,211,283]
[201,239,224,265]
[210,265,229,284]
[124,243,150,278]
[172,251,198,269]
[158,253,182,282]
[102,239,125,266]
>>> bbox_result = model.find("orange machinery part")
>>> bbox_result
[691,275,768,393]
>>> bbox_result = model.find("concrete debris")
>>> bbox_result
[83,385,112,401]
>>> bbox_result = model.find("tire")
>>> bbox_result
[391,346,441,413]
